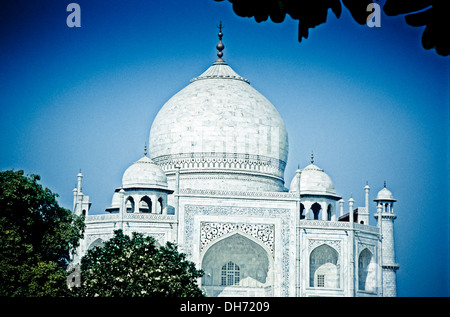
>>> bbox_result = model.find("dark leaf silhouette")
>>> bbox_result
[215,0,449,56]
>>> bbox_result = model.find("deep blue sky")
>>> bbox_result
[1,0,449,296]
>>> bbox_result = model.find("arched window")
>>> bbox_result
[327,205,332,221]
[201,233,271,295]
[88,238,104,250]
[221,261,240,286]
[311,202,321,220]
[310,244,340,288]
[125,197,135,213]
[358,248,376,292]
[139,196,152,213]
[300,203,305,219]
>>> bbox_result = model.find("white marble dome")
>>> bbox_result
[289,163,340,199]
[375,186,396,201]
[148,59,289,192]
[121,156,168,189]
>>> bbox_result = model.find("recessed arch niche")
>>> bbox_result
[201,232,273,296]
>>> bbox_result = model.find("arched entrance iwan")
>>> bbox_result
[200,232,274,297]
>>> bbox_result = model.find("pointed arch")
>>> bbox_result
[201,232,273,297]
[88,238,104,250]
[309,244,340,288]
[358,248,376,292]
[139,196,152,213]
[311,202,322,220]
[125,196,135,213]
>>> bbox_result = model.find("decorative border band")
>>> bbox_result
[200,222,275,253]
[151,152,286,177]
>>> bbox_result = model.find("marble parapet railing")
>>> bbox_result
[299,219,380,234]
[178,188,298,200]
[86,213,176,224]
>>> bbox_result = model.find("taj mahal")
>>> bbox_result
[71,26,399,297]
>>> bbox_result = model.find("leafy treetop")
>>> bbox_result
[74,230,204,297]
[0,169,85,296]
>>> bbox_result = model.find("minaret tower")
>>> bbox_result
[358,183,370,225]
[374,182,399,296]
[72,170,91,217]
[71,170,91,264]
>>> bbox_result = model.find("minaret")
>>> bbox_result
[348,195,355,296]
[77,171,82,193]
[295,164,302,296]
[295,165,301,199]
[71,170,91,264]
[338,199,344,219]
[348,196,354,223]
[73,170,91,217]
[374,182,399,296]
[358,183,370,225]
[365,183,370,210]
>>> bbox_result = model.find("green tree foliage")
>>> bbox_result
[74,230,204,297]
[215,0,449,56]
[0,170,85,296]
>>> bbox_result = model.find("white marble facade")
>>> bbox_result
[71,40,399,297]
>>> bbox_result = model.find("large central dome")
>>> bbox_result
[149,34,288,192]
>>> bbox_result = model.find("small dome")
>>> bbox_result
[110,191,121,207]
[289,163,340,199]
[105,191,121,212]
[122,156,168,189]
[375,186,396,202]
